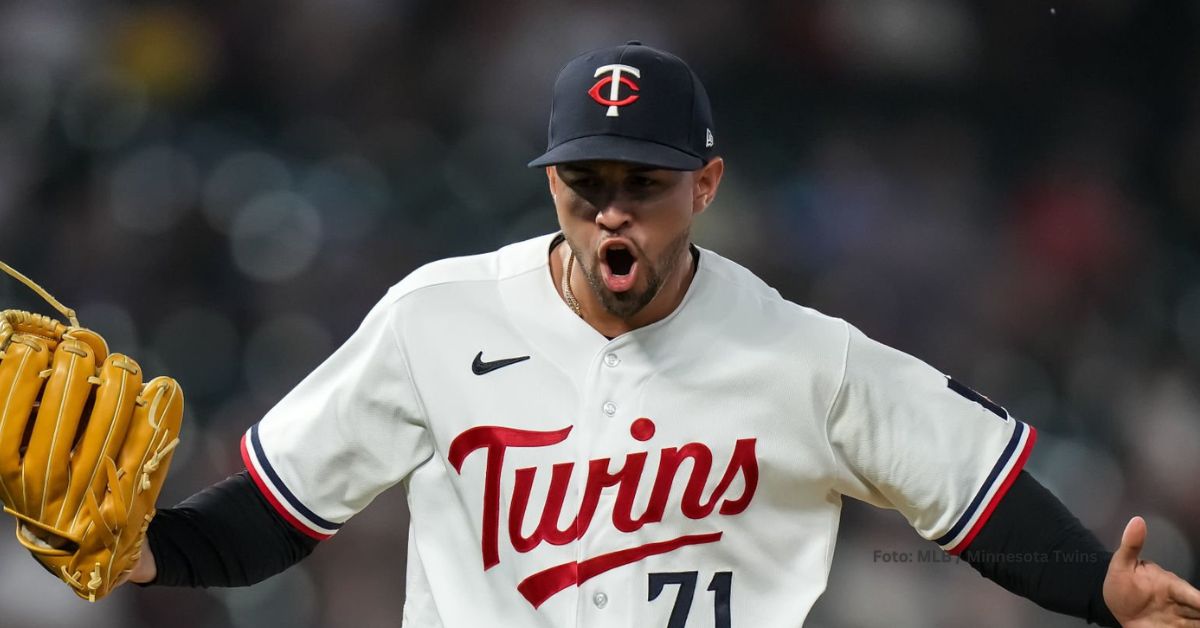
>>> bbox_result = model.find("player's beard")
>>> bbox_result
[568,229,691,320]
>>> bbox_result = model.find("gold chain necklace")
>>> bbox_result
[560,246,583,318]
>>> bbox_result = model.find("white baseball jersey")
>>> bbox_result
[241,232,1035,627]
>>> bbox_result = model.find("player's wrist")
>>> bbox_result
[129,545,158,584]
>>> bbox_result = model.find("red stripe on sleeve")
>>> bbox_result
[948,425,1038,556]
[240,433,332,541]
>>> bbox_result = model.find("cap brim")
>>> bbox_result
[527,135,704,170]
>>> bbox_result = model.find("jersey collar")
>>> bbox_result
[498,232,710,377]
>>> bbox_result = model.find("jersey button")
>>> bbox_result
[593,591,608,608]
[602,401,617,416]
[604,353,620,367]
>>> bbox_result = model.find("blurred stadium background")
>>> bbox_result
[1,0,1198,626]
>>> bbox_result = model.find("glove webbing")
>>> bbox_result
[0,260,80,328]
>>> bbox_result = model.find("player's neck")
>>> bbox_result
[552,242,696,338]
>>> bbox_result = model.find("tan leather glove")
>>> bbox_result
[0,261,183,601]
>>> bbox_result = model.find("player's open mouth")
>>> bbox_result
[599,239,638,293]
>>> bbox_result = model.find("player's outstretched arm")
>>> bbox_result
[963,471,1118,625]
[130,471,318,588]
[1103,516,1200,626]
[962,471,1200,626]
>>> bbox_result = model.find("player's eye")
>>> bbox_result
[569,177,600,189]
[630,176,656,188]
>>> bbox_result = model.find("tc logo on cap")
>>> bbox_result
[588,64,640,117]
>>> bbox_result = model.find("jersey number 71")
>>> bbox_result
[649,571,732,627]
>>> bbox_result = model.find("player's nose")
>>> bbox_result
[594,201,634,231]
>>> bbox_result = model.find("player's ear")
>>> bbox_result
[546,166,560,200]
[692,156,724,215]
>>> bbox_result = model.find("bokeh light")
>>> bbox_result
[230,191,323,282]
[202,151,294,233]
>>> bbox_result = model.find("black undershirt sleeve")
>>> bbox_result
[144,470,318,588]
[961,470,1119,627]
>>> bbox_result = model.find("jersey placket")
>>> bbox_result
[571,334,646,628]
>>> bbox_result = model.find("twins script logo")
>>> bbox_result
[449,417,758,608]
[588,63,641,117]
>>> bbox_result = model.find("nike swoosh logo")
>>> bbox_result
[472,351,530,375]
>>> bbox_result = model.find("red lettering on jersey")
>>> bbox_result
[518,532,723,608]
[508,462,575,552]
[448,425,573,569]
[448,419,759,607]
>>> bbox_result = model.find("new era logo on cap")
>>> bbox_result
[529,42,716,171]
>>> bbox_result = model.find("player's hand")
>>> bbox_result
[1103,516,1200,626]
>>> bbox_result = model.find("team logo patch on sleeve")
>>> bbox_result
[946,376,1008,420]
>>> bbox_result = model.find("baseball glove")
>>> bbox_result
[0,260,184,601]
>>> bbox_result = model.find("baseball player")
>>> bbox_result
[113,42,1200,626]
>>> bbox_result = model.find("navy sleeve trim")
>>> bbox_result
[241,424,342,539]
[937,421,1037,554]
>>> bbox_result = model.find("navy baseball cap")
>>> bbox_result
[528,42,716,170]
